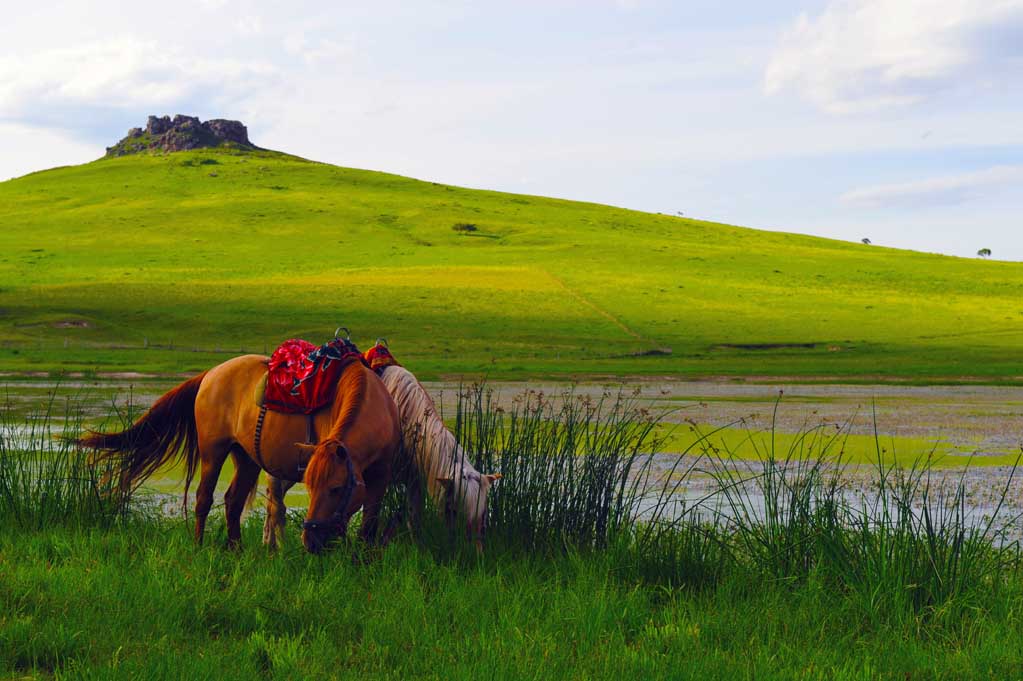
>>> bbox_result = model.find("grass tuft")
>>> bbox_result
[0,388,133,530]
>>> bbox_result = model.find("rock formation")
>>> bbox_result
[105,115,256,156]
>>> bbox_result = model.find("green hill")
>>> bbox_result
[1,147,1021,381]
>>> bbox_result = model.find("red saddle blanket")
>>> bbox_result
[363,340,401,374]
[264,337,365,414]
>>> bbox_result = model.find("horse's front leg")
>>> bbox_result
[390,456,424,534]
[358,459,392,546]
[263,475,296,550]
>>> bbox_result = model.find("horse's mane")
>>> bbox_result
[304,362,367,490]
[380,366,480,503]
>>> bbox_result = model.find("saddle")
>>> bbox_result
[261,336,365,414]
[363,338,401,375]
[252,334,366,471]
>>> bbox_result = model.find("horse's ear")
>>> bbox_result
[484,473,502,484]
[335,444,349,461]
[294,442,316,455]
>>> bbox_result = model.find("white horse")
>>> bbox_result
[263,365,501,549]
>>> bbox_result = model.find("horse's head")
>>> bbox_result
[436,471,502,552]
[298,439,364,554]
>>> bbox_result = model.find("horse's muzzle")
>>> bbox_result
[302,528,328,554]
[301,517,346,554]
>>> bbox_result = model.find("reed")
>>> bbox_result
[690,402,1022,619]
[446,385,1022,618]
[450,383,664,550]
[0,388,132,529]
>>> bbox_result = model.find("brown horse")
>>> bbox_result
[79,355,401,553]
[264,364,502,552]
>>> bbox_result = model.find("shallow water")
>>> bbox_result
[632,453,1023,544]
[7,379,1022,543]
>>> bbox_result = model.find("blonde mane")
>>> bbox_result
[380,366,487,517]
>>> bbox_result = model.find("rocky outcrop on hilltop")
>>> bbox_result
[105,115,256,157]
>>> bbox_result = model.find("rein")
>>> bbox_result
[301,454,359,534]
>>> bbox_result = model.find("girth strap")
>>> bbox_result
[253,404,269,471]
[306,414,316,447]
[253,406,319,479]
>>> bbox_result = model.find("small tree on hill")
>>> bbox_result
[861,238,871,245]
[978,248,992,258]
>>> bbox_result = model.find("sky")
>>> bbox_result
[1,0,1021,260]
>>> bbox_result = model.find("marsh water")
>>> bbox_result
[6,377,1023,540]
[634,452,1023,544]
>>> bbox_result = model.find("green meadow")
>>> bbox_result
[2,148,1023,381]
[3,388,1023,680]
[658,422,1022,468]
[5,521,1023,681]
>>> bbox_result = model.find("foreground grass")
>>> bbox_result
[4,385,1023,679]
[3,148,1023,380]
[2,518,1022,681]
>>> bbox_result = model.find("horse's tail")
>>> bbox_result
[79,372,208,498]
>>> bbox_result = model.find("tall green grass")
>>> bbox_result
[444,384,1022,619]
[679,404,1023,622]
[0,389,132,530]
[2,384,1019,628]
[452,384,662,550]
[7,520,1022,680]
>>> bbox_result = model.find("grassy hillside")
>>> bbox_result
[2,148,1022,381]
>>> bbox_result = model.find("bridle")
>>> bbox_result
[302,454,360,535]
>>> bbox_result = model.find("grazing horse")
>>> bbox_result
[79,355,401,553]
[264,364,500,551]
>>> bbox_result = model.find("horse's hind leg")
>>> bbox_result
[194,438,232,545]
[263,476,296,550]
[224,448,262,549]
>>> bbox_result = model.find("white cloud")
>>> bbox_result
[0,38,278,137]
[0,123,99,182]
[839,165,1023,208]
[282,33,355,66]
[236,15,264,36]
[765,0,1023,113]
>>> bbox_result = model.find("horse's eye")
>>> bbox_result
[329,486,346,497]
